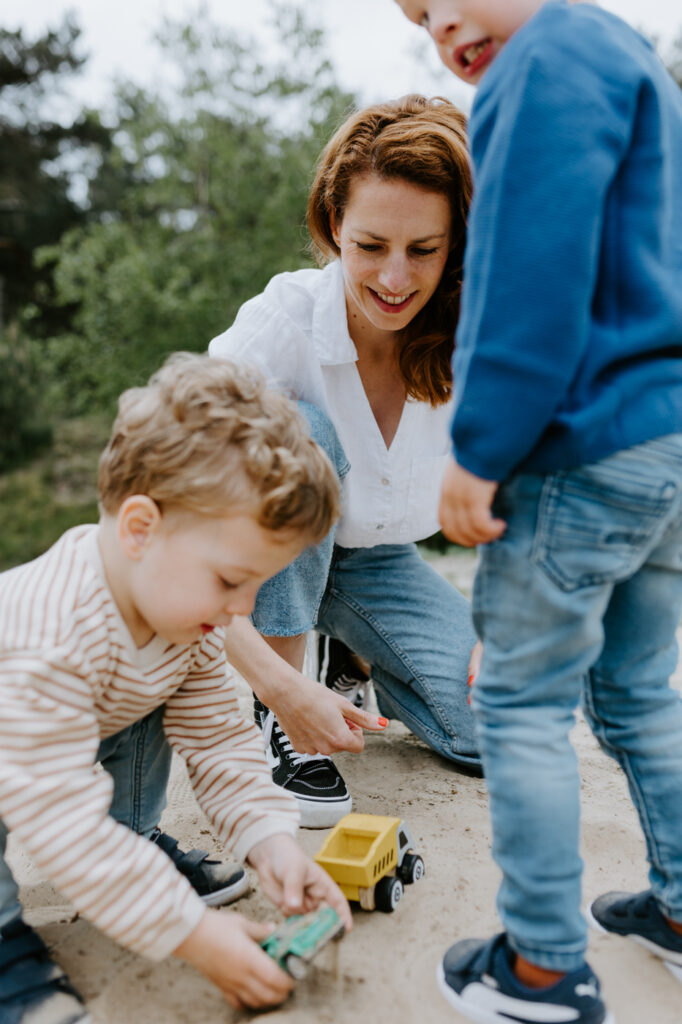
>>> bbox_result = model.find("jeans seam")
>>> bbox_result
[130,715,150,834]
[584,669,664,886]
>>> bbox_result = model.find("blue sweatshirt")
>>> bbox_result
[452,1,682,481]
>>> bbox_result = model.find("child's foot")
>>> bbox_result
[253,698,352,828]
[317,634,370,709]
[588,889,682,966]
[149,829,250,906]
[436,932,613,1024]
[0,916,91,1024]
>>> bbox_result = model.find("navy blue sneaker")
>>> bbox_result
[588,889,682,967]
[437,933,613,1024]
[0,917,91,1024]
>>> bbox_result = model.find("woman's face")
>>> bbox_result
[331,173,452,337]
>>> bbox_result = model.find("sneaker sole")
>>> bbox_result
[586,904,682,966]
[436,961,616,1024]
[665,960,682,984]
[297,793,353,829]
[200,871,251,907]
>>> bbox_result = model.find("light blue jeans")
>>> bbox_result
[0,704,170,928]
[252,403,480,771]
[472,435,682,971]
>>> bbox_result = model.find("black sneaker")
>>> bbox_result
[318,634,370,709]
[254,697,352,829]
[149,829,250,906]
[0,917,91,1024]
[437,932,613,1024]
[588,889,682,967]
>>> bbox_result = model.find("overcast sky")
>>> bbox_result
[5,0,682,113]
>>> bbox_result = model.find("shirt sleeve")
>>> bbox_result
[163,632,299,864]
[0,655,205,961]
[452,33,634,480]
[208,277,308,399]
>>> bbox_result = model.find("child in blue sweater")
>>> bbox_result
[394,2,682,1023]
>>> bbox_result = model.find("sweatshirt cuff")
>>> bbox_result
[232,813,300,865]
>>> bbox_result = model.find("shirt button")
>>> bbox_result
[381,477,390,486]
[376,524,384,530]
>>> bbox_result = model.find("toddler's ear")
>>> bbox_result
[117,495,162,559]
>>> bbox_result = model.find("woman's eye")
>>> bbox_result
[412,246,438,257]
[357,242,381,252]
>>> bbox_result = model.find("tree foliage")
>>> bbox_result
[0,17,109,329]
[41,3,355,414]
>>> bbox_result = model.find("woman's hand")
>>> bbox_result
[173,908,293,1010]
[268,673,387,756]
[247,833,352,929]
[467,640,483,703]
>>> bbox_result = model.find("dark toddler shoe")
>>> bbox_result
[437,932,613,1024]
[588,889,682,966]
[0,917,90,1024]
[149,828,250,906]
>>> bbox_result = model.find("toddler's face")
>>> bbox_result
[126,508,305,647]
[395,0,542,84]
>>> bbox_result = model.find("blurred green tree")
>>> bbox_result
[0,16,109,331]
[41,3,355,414]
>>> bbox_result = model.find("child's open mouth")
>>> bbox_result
[370,288,416,313]
[455,37,495,76]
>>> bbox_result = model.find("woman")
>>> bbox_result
[211,95,481,827]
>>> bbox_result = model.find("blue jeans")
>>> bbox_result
[252,404,480,770]
[0,704,171,928]
[472,435,682,971]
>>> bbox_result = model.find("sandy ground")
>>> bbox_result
[8,551,682,1024]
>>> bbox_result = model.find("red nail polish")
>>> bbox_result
[467,675,474,686]
[378,717,388,727]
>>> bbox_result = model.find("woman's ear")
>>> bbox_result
[329,208,342,249]
[117,495,162,559]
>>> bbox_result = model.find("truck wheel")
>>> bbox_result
[375,876,403,912]
[400,853,425,884]
[284,954,308,980]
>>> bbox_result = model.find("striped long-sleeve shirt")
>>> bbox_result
[0,525,299,960]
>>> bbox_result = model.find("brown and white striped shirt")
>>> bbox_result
[0,525,299,960]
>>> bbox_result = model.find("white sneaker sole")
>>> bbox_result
[436,961,616,1024]
[297,793,352,829]
[200,870,251,906]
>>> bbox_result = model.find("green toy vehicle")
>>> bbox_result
[260,906,345,979]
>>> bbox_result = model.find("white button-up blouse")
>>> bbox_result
[209,261,454,549]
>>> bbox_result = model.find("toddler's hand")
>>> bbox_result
[247,833,352,929]
[439,457,505,547]
[173,908,293,1010]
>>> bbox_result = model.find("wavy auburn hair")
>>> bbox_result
[307,95,472,406]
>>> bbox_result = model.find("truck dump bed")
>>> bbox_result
[315,813,401,889]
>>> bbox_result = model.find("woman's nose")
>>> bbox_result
[377,254,411,293]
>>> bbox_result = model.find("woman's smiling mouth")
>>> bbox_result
[370,288,417,313]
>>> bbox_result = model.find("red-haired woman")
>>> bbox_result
[210,95,482,827]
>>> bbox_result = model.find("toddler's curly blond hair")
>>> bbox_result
[98,353,340,543]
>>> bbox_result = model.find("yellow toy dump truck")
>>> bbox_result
[315,813,424,912]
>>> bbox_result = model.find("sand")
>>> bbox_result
[8,551,682,1024]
